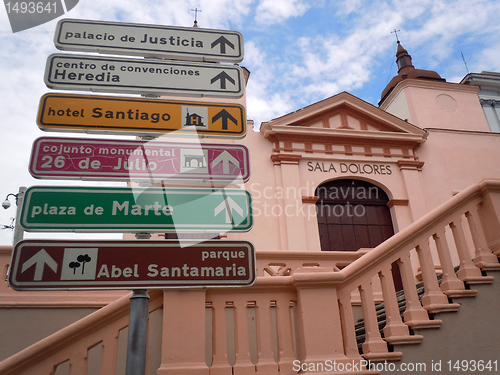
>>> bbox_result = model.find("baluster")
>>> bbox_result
[415,239,459,313]
[100,336,119,375]
[378,264,422,345]
[232,301,255,375]
[337,292,360,359]
[273,300,296,373]
[432,227,476,297]
[358,280,398,360]
[68,352,87,375]
[210,301,233,375]
[465,207,500,268]
[397,251,441,329]
[254,299,279,373]
[450,220,493,284]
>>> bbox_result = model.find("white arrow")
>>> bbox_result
[21,249,58,281]
[214,197,244,223]
[211,151,240,174]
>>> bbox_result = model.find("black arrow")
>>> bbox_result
[210,72,235,90]
[211,36,235,54]
[212,109,238,130]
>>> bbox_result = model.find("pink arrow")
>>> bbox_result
[212,150,240,174]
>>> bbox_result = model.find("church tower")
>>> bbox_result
[379,42,490,132]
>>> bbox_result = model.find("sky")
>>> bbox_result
[1,0,500,245]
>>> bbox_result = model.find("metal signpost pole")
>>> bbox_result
[11,18,251,375]
[125,289,150,375]
[13,186,27,245]
[124,233,151,375]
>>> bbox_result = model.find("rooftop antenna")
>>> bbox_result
[391,29,401,43]
[191,8,201,27]
[461,52,470,74]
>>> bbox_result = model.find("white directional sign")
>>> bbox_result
[54,19,244,63]
[44,53,245,98]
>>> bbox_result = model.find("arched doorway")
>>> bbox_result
[315,179,402,289]
[315,179,394,251]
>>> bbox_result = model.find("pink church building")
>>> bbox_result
[1,41,500,374]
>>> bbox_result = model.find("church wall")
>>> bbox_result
[226,130,283,250]
[381,89,412,123]
[227,130,416,252]
[415,128,500,210]
[227,109,500,256]
[384,80,490,132]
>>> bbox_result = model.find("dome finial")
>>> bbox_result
[191,8,201,27]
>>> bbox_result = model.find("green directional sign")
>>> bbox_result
[20,186,252,232]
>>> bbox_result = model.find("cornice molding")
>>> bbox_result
[302,196,319,204]
[480,98,500,107]
[270,153,302,165]
[387,199,409,208]
[397,160,425,171]
[264,125,427,147]
[261,91,427,136]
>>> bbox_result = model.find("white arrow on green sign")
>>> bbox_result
[20,186,252,232]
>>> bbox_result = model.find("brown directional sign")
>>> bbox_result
[8,240,256,290]
[37,93,246,137]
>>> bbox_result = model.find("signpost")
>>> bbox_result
[29,137,250,182]
[37,93,246,137]
[54,19,244,63]
[8,239,256,290]
[19,18,251,375]
[20,186,253,232]
[44,53,245,98]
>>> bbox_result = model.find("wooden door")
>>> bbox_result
[316,179,394,252]
[316,179,402,289]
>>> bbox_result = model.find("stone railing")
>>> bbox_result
[1,179,500,374]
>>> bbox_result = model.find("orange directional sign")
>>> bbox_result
[37,93,246,138]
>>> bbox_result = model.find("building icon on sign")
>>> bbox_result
[185,111,204,127]
[182,106,209,129]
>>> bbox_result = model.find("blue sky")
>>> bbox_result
[1,0,500,244]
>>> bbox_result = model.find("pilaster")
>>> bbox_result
[271,154,308,251]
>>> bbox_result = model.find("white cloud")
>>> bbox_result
[243,41,295,127]
[255,0,309,25]
[2,0,500,244]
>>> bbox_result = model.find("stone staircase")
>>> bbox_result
[1,179,500,374]
[355,272,452,353]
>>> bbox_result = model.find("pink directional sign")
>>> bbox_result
[29,137,250,182]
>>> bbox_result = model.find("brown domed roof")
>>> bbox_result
[379,42,445,105]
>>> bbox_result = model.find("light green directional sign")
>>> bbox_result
[20,186,252,232]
